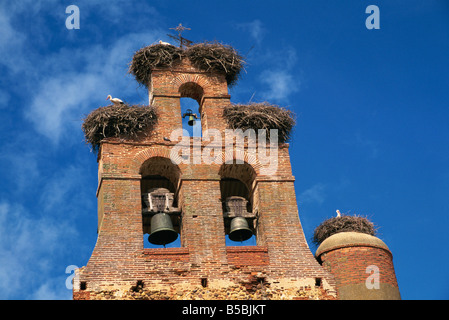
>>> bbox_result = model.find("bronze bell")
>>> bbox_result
[148,213,178,246]
[182,109,198,127]
[228,217,253,242]
[187,115,196,127]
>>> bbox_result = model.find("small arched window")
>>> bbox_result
[179,82,204,137]
[181,98,201,137]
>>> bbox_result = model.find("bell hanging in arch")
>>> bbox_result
[228,217,253,242]
[188,114,196,126]
[148,213,178,246]
[182,108,198,127]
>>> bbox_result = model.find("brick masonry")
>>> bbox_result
[316,233,401,299]
[74,57,337,300]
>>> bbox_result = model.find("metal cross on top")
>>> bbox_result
[168,23,193,48]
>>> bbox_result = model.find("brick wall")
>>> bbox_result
[226,246,269,267]
[321,246,398,288]
[317,233,401,299]
[74,57,337,300]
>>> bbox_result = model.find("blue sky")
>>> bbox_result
[0,0,448,300]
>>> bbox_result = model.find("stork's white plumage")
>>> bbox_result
[158,40,171,45]
[106,95,124,106]
[336,210,341,217]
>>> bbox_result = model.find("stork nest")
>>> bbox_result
[82,104,157,153]
[312,215,377,245]
[185,42,245,87]
[223,102,296,143]
[128,44,183,86]
[128,41,245,87]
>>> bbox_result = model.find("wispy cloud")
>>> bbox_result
[235,19,265,45]
[259,69,300,102]
[0,1,163,144]
[258,46,301,103]
[0,200,76,299]
[24,31,162,144]
[299,183,326,205]
[354,133,380,159]
[0,1,164,300]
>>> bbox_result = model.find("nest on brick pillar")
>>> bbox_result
[312,215,378,245]
[128,44,183,86]
[128,41,245,87]
[185,41,245,87]
[223,102,296,143]
[82,104,157,153]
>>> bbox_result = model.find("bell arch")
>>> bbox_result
[131,146,173,175]
[139,156,182,248]
[219,162,258,245]
[139,156,181,191]
[179,82,203,137]
[178,81,204,104]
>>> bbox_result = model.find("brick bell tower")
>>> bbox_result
[73,39,337,300]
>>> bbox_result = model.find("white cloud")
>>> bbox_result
[354,133,380,159]
[259,69,300,103]
[24,31,163,144]
[0,1,164,144]
[0,7,29,74]
[31,279,72,300]
[0,200,76,299]
[236,19,265,45]
[299,183,326,205]
[258,47,300,103]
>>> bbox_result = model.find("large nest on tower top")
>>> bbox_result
[128,44,183,86]
[185,42,245,87]
[82,104,157,153]
[222,102,296,143]
[312,215,377,245]
[128,41,245,87]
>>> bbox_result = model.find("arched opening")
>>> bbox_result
[219,163,258,246]
[179,82,204,137]
[181,98,201,137]
[140,157,182,248]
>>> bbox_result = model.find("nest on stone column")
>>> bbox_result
[312,215,378,245]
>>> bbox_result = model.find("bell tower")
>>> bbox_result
[74,39,337,300]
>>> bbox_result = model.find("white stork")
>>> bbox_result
[158,40,171,45]
[106,95,124,106]
[336,209,341,218]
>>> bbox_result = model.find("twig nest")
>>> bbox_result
[129,44,183,86]
[185,42,245,87]
[82,104,157,153]
[223,102,296,143]
[312,215,377,245]
[128,41,245,87]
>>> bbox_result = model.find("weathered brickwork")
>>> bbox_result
[316,232,401,299]
[74,57,337,300]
